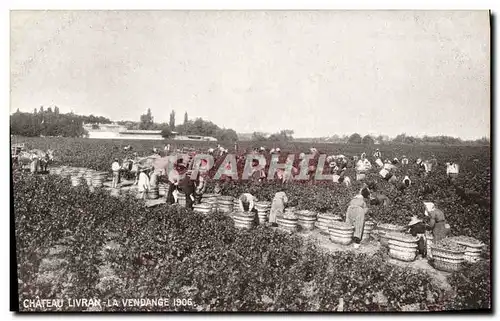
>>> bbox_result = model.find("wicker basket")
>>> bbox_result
[464,252,482,263]
[298,214,316,231]
[255,201,271,211]
[277,216,298,232]
[330,235,353,245]
[431,257,463,272]
[234,222,253,230]
[430,246,465,260]
[389,248,417,262]
[193,203,212,214]
[329,229,354,239]
[378,224,405,246]
[70,176,82,187]
[158,184,168,196]
[389,244,418,254]
[177,193,186,206]
[388,239,418,249]
[449,238,484,263]
[330,221,355,230]
[147,187,159,200]
[233,212,255,229]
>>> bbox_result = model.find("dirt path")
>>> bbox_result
[294,228,453,293]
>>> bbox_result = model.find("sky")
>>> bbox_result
[10,10,490,139]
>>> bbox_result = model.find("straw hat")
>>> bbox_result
[408,216,422,226]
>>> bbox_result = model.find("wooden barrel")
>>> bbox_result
[316,213,341,235]
[202,194,219,211]
[177,193,186,206]
[386,232,419,262]
[361,221,375,242]
[277,215,298,233]
[202,193,218,202]
[377,223,405,246]
[218,196,235,213]
[426,232,434,259]
[297,210,317,231]
[257,212,268,224]
[70,175,81,187]
[430,246,466,272]
[255,201,271,211]
[233,211,255,230]
[329,221,354,245]
[449,237,484,263]
[158,184,168,196]
[84,171,94,186]
[193,203,213,215]
[255,201,271,224]
[148,187,159,200]
[78,168,87,177]
[92,172,107,188]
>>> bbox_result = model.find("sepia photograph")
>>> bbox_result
[10,9,491,313]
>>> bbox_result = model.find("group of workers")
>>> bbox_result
[236,184,448,254]
[108,146,456,257]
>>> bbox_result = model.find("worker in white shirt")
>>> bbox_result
[137,167,151,200]
[239,193,258,212]
[379,160,397,183]
[111,158,121,188]
[446,162,460,180]
[401,155,409,167]
[356,154,372,181]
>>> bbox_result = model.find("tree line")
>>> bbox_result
[119,109,239,142]
[330,133,489,146]
[10,106,111,137]
[10,106,239,142]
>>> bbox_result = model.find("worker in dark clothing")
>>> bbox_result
[179,172,196,210]
[406,216,428,258]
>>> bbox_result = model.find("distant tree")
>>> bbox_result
[169,110,176,129]
[92,124,100,130]
[252,132,268,141]
[140,108,154,130]
[267,129,294,142]
[54,106,60,115]
[40,106,44,113]
[376,135,386,144]
[33,108,37,114]
[184,112,188,125]
[348,133,362,144]
[47,107,53,113]
[280,129,294,141]
[362,135,375,145]
[216,128,238,142]
[161,126,172,139]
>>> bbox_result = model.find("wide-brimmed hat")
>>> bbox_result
[408,216,422,226]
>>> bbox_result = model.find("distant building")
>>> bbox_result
[172,134,218,142]
[83,124,163,140]
[83,124,217,141]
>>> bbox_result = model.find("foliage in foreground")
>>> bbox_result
[14,173,490,312]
